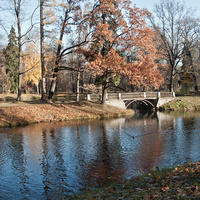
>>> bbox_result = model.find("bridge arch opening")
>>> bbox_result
[125,99,156,110]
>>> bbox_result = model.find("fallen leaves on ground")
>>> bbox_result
[71,161,200,199]
[0,101,134,128]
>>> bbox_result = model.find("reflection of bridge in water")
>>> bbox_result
[87,92,175,109]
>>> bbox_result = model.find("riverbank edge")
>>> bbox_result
[70,161,200,199]
[0,101,134,128]
[159,96,200,111]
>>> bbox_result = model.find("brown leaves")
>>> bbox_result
[84,0,164,89]
[73,161,200,199]
[0,98,133,128]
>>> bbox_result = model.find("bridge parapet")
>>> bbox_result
[87,92,175,101]
[86,92,175,109]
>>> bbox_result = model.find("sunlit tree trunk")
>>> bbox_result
[169,70,174,92]
[37,82,39,95]
[16,0,23,101]
[101,71,109,105]
[40,0,46,99]
[76,70,80,101]
[48,8,68,99]
[102,86,107,105]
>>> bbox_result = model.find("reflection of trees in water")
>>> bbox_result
[41,129,50,198]
[75,113,175,187]
[8,131,29,198]
[83,121,126,187]
[3,111,200,199]
[41,127,68,199]
[166,114,200,165]
[124,112,175,172]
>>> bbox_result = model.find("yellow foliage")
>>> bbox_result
[55,40,62,45]
[22,43,41,86]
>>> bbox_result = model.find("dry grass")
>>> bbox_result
[159,96,200,111]
[0,94,134,128]
[71,161,200,199]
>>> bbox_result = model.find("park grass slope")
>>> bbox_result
[0,101,134,128]
[70,161,200,199]
[159,96,200,111]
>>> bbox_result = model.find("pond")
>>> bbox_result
[1,111,200,199]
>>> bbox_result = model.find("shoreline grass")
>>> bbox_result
[69,161,200,199]
[159,96,200,111]
[0,100,134,128]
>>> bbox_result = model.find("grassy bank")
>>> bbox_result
[70,161,200,199]
[159,96,200,111]
[0,94,134,128]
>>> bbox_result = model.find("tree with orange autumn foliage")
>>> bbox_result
[83,0,164,104]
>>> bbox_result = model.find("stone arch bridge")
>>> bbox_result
[87,92,175,109]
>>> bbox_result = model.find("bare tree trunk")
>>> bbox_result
[169,70,174,92]
[40,0,46,100]
[48,65,59,99]
[76,70,80,101]
[102,85,107,104]
[16,0,22,101]
[101,72,109,105]
[48,9,69,99]
[37,82,39,95]
[101,12,108,105]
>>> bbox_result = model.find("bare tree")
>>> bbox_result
[14,0,23,101]
[40,0,46,99]
[48,0,90,99]
[181,17,200,91]
[151,0,200,92]
[192,41,200,90]
[0,0,39,100]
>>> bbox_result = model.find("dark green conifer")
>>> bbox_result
[3,26,19,93]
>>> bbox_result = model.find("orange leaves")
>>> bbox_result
[84,0,164,89]
[87,48,127,75]
[99,0,118,14]
[161,186,170,192]
[95,22,114,43]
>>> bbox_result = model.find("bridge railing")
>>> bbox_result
[87,94,101,101]
[86,92,175,101]
[108,93,118,99]
[159,92,175,97]
[121,92,148,99]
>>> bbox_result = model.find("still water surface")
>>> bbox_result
[1,111,200,199]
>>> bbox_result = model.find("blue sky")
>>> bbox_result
[132,0,200,17]
[1,0,200,45]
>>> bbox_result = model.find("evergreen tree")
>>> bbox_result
[3,26,19,93]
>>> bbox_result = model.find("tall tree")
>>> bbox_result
[39,0,57,99]
[48,0,90,99]
[40,0,46,99]
[151,0,200,92]
[3,26,19,93]
[190,41,200,90]
[1,0,39,100]
[181,16,200,92]
[84,0,163,104]
[13,0,23,101]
